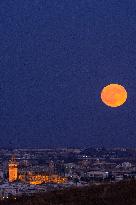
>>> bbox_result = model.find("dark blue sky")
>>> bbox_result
[0,0,136,148]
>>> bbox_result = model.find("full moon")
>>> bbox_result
[101,84,127,108]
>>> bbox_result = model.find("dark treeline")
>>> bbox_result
[1,180,136,205]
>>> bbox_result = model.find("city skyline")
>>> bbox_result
[0,146,136,200]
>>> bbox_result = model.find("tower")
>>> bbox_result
[8,156,18,182]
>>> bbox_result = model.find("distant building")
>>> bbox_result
[8,155,67,185]
[8,156,18,182]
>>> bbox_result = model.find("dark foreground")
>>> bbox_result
[1,180,136,205]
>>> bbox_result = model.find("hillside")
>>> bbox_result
[1,180,136,205]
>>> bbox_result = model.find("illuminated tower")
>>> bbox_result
[8,156,18,182]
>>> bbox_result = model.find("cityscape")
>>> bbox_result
[0,147,136,201]
[0,0,136,204]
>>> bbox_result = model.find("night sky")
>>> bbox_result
[0,0,136,148]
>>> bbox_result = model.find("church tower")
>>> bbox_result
[8,156,18,182]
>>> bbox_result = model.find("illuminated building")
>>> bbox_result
[18,172,67,185]
[8,156,67,185]
[8,156,18,182]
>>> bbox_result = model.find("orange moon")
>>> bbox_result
[101,84,127,107]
